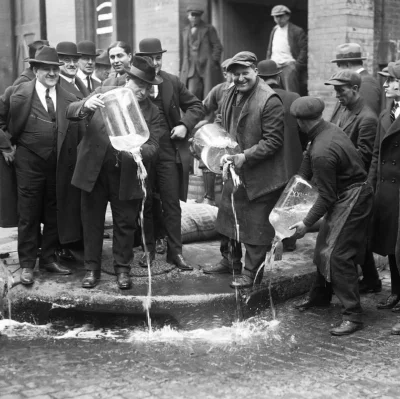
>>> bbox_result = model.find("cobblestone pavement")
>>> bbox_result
[1,271,400,399]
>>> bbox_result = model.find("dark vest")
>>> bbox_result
[19,90,57,160]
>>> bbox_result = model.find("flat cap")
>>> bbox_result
[388,61,400,79]
[290,96,325,119]
[221,58,232,70]
[378,66,389,77]
[324,69,361,87]
[186,4,204,14]
[271,5,291,16]
[227,51,257,72]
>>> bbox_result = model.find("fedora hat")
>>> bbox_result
[27,46,64,66]
[56,41,81,57]
[77,40,99,57]
[96,50,111,66]
[25,40,50,60]
[331,43,367,63]
[125,56,163,85]
[257,60,282,77]
[136,38,167,56]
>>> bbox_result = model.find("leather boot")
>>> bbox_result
[82,270,100,288]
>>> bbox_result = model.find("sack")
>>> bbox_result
[181,201,218,243]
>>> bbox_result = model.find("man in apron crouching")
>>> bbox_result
[290,96,373,336]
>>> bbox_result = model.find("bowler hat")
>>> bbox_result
[324,69,361,87]
[388,61,400,80]
[290,96,325,119]
[95,50,111,66]
[26,40,50,60]
[56,41,81,57]
[271,5,291,16]
[378,66,390,77]
[257,60,282,77]
[136,38,167,56]
[77,41,99,57]
[186,4,204,14]
[27,46,64,66]
[227,51,258,72]
[331,43,367,63]
[125,56,163,85]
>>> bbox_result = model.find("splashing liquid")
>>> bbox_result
[131,150,152,334]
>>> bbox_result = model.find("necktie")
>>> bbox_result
[391,102,399,123]
[86,75,92,92]
[45,89,56,122]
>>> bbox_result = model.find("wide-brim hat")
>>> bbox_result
[56,41,81,57]
[27,45,64,66]
[125,56,163,85]
[271,5,291,16]
[331,43,367,63]
[77,40,99,57]
[96,50,111,66]
[257,60,282,77]
[136,38,167,56]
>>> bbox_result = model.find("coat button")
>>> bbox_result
[395,142,399,147]
[393,160,397,165]
[392,178,397,183]
[382,160,386,165]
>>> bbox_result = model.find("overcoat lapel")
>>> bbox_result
[160,72,173,127]
[56,86,68,157]
[10,80,36,136]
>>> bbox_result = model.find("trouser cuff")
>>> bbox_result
[19,262,36,269]
[85,262,101,271]
[115,265,130,274]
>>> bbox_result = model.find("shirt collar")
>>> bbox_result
[35,79,56,96]
[77,69,90,81]
[308,119,325,142]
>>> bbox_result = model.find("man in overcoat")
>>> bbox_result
[77,40,100,93]
[135,38,204,271]
[0,46,83,285]
[180,4,224,100]
[66,56,162,290]
[210,52,286,287]
[291,97,373,336]
[266,5,307,95]
[368,61,400,334]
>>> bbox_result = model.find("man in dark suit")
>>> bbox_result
[332,43,381,116]
[56,42,90,100]
[0,46,83,285]
[266,5,307,95]
[135,38,205,270]
[180,4,223,100]
[66,56,162,290]
[13,40,50,86]
[77,41,100,93]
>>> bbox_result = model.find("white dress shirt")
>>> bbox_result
[77,69,92,88]
[35,80,57,112]
[271,24,295,66]
[394,100,400,120]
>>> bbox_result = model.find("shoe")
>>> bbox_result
[139,252,155,268]
[155,238,166,255]
[330,321,363,336]
[117,272,131,289]
[82,270,100,288]
[293,296,331,311]
[203,261,241,275]
[20,268,34,285]
[167,254,193,271]
[359,279,382,294]
[377,294,400,309]
[229,274,254,289]
[391,323,400,335]
[56,248,75,262]
[39,261,71,275]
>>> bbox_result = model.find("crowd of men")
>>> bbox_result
[0,3,400,337]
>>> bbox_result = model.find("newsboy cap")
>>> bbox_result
[331,43,366,63]
[378,66,389,77]
[221,58,232,71]
[257,60,282,77]
[290,96,325,119]
[271,5,291,16]
[186,4,204,14]
[227,52,257,72]
[388,61,400,80]
[324,69,362,87]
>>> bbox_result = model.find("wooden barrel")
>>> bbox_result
[187,174,223,205]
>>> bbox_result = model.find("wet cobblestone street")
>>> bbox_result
[1,271,400,399]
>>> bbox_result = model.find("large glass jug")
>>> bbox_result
[269,175,319,240]
[100,87,150,152]
[192,123,240,174]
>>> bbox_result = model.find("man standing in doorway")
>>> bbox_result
[180,4,224,100]
[266,5,307,95]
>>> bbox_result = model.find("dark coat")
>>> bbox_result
[368,105,400,256]
[157,70,205,201]
[67,86,161,200]
[13,68,35,86]
[58,75,90,100]
[330,97,377,171]
[92,78,101,91]
[359,70,382,117]
[103,74,126,87]
[0,80,84,243]
[217,78,286,200]
[266,22,307,70]
[180,20,224,97]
